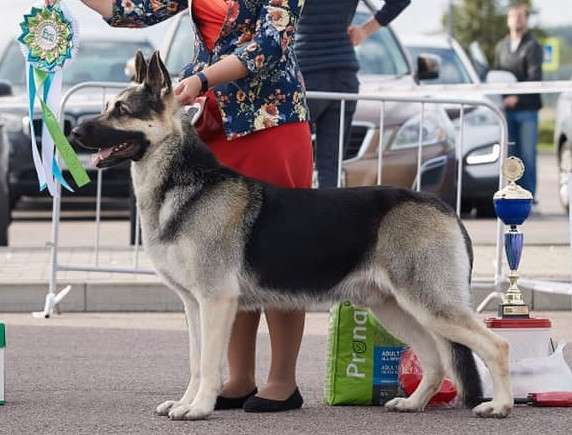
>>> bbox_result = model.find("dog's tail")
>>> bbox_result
[450,341,483,408]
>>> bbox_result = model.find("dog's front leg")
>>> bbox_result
[169,294,238,420]
[156,295,201,416]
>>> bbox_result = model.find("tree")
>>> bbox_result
[443,0,535,65]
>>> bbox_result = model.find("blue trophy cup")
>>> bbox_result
[493,156,532,318]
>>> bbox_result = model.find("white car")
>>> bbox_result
[554,82,572,210]
[402,34,503,216]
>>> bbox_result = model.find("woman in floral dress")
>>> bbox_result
[46,0,312,412]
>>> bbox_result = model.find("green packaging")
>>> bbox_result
[324,302,405,405]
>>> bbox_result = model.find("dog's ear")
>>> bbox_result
[134,50,147,84]
[145,50,172,95]
[157,52,172,93]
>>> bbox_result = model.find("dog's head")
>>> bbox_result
[69,50,179,169]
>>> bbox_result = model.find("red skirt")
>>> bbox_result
[198,93,313,189]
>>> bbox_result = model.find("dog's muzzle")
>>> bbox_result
[69,125,147,169]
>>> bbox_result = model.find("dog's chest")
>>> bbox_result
[144,229,201,291]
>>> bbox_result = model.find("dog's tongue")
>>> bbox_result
[92,147,115,166]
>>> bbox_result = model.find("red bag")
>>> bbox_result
[399,347,458,406]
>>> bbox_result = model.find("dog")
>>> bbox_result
[69,51,513,420]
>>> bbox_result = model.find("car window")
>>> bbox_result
[353,12,409,76]
[165,17,195,76]
[0,40,153,88]
[407,46,472,85]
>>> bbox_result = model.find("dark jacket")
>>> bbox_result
[106,0,309,140]
[494,32,544,111]
[295,0,411,74]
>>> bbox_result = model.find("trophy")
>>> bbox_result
[493,157,532,318]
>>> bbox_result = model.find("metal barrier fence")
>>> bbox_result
[35,81,572,317]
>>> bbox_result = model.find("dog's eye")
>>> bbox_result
[114,101,130,116]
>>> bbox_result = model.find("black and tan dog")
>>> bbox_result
[70,51,512,420]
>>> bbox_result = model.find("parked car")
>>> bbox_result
[161,8,458,205]
[0,34,154,244]
[554,86,572,210]
[402,34,503,216]
[0,117,9,245]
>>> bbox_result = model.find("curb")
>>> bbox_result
[0,279,570,312]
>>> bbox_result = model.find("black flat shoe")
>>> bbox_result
[243,387,303,413]
[215,388,258,410]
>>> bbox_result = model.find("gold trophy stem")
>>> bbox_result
[499,269,530,317]
[503,270,525,305]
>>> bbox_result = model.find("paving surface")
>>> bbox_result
[1,312,572,435]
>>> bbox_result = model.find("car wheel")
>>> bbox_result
[9,193,18,210]
[0,179,9,246]
[460,201,473,215]
[475,199,497,218]
[559,139,571,211]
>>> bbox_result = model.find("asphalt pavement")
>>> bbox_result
[1,312,572,435]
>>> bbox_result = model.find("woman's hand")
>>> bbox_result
[347,25,368,46]
[174,75,203,106]
[44,0,58,6]
[348,18,382,47]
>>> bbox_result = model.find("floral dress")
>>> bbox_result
[106,0,312,188]
[106,0,310,141]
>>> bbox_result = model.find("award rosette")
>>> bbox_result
[18,2,89,195]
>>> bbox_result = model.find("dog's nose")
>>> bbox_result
[70,126,84,140]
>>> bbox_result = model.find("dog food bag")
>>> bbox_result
[324,302,405,405]
[0,322,4,405]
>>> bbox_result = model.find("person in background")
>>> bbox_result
[494,3,544,199]
[45,0,312,413]
[295,0,411,188]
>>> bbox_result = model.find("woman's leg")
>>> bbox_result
[257,309,305,400]
[220,311,260,397]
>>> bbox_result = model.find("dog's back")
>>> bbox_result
[240,183,469,304]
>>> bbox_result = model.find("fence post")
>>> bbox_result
[377,102,385,185]
[337,100,346,188]
[455,105,465,216]
[416,103,425,191]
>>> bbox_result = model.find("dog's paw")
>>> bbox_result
[472,401,512,418]
[168,404,212,421]
[156,400,182,416]
[384,397,424,413]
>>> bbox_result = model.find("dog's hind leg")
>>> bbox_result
[397,299,512,418]
[169,289,239,420]
[369,297,445,412]
[156,294,201,416]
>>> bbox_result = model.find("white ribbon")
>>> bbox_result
[42,71,63,196]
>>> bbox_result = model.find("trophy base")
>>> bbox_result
[485,316,553,362]
[498,303,530,319]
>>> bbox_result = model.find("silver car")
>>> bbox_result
[402,34,503,216]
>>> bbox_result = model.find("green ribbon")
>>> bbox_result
[34,68,90,188]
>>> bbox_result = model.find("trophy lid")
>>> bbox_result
[493,157,533,200]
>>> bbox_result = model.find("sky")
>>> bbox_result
[2,0,572,47]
